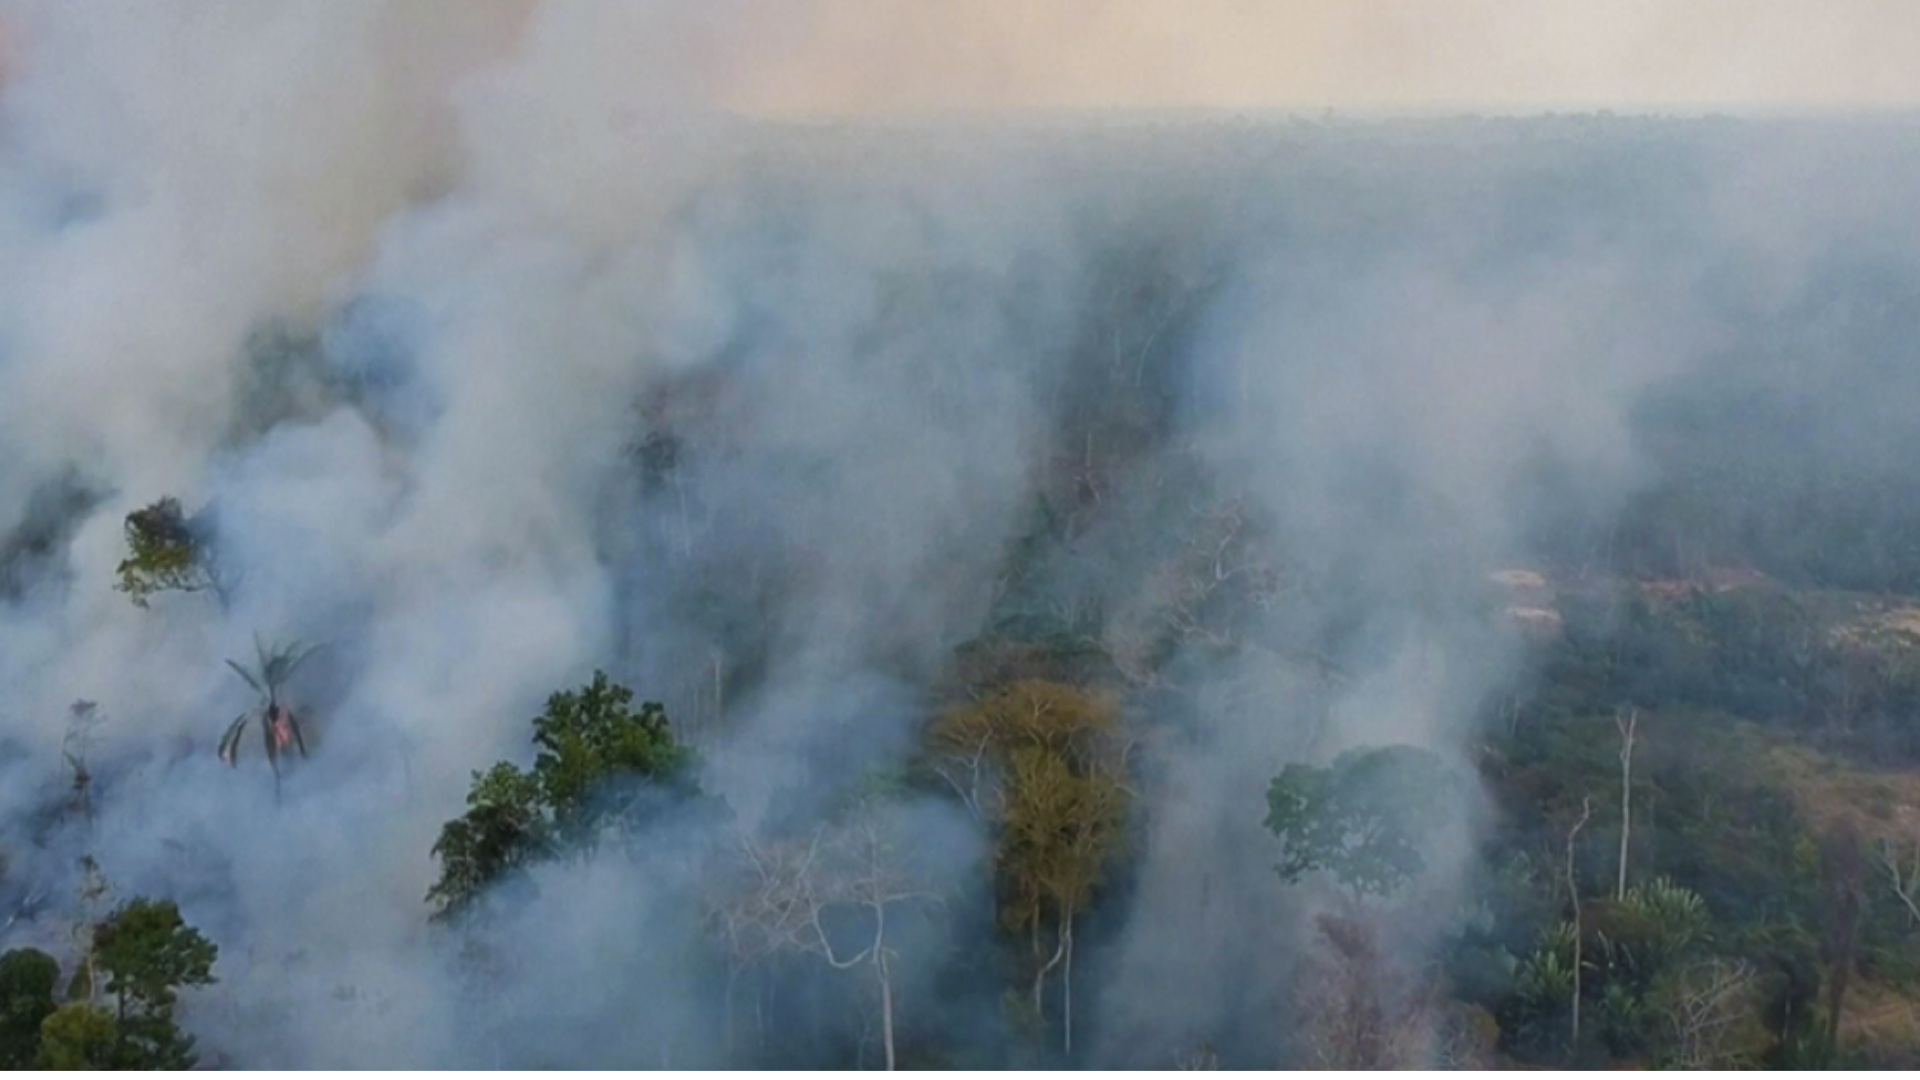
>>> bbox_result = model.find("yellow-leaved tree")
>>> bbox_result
[929,679,1131,1057]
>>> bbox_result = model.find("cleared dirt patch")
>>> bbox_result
[1828,604,1920,654]
[1488,568,1548,590]
[1878,607,1920,639]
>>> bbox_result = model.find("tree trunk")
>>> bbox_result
[756,968,767,1055]
[1617,710,1637,902]
[1034,919,1067,1021]
[1822,822,1866,1062]
[674,472,693,561]
[1062,913,1075,1058]
[723,965,738,1065]
[1568,797,1593,1049]
[879,952,896,1071]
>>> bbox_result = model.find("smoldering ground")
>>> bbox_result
[2,1,1920,1068]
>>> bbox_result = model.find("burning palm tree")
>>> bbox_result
[218,636,317,785]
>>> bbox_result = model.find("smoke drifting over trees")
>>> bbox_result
[3,0,1920,1068]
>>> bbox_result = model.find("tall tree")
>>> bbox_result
[92,897,218,1069]
[36,1003,115,1069]
[428,672,699,921]
[930,680,1131,1057]
[1819,820,1867,1062]
[710,802,939,1071]
[1615,709,1638,901]
[527,671,692,849]
[1567,797,1593,1048]
[1264,745,1459,904]
[0,949,58,1068]
[427,763,549,921]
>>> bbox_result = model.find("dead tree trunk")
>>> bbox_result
[878,947,896,1072]
[1034,918,1067,1017]
[1568,797,1594,1048]
[1821,821,1866,1062]
[1877,836,1920,926]
[1063,912,1075,1057]
[1616,709,1637,901]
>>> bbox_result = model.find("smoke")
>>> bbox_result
[0,0,1917,1068]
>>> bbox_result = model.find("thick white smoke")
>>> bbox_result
[0,0,1917,1068]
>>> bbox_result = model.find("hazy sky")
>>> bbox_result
[728,0,1920,115]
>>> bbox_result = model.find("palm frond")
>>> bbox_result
[218,713,250,765]
[252,639,322,698]
[225,658,264,696]
[278,641,319,683]
[223,634,327,777]
[262,641,302,689]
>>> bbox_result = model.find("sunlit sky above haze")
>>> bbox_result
[1,1,1914,120]
[725,0,1920,116]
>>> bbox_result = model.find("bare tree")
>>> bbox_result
[1431,1004,1498,1070]
[1159,497,1282,650]
[1616,709,1637,901]
[1567,797,1593,1047]
[1295,913,1434,1069]
[704,834,821,1060]
[813,809,944,1071]
[1875,832,1920,927]
[1664,958,1763,1069]
[706,808,939,1071]
[929,731,992,825]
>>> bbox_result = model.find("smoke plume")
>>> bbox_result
[0,0,1917,1068]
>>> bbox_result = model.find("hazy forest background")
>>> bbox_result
[4,2,1920,1070]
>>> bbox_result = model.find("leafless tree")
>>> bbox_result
[1294,913,1433,1069]
[704,833,820,1060]
[802,808,943,1071]
[706,809,939,1071]
[929,731,993,825]
[1430,1004,1498,1070]
[1567,797,1594,1047]
[1664,958,1763,1069]
[1616,708,1638,901]
[1160,498,1283,648]
[1875,832,1920,927]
